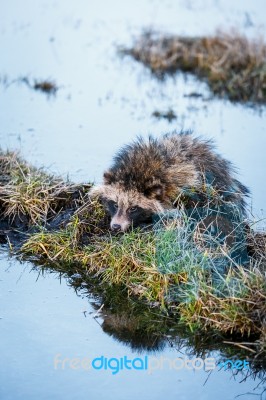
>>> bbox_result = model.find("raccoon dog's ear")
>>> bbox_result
[144,184,164,200]
[103,170,113,184]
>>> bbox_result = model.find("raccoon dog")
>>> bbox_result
[89,132,249,232]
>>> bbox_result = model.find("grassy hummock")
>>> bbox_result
[0,150,265,358]
[121,31,266,103]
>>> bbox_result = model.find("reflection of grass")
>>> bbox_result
[122,31,266,103]
[0,150,265,356]
[22,214,266,356]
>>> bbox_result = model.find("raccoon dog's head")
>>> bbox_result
[89,172,165,232]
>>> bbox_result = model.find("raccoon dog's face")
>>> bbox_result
[103,197,153,232]
[89,183,164,232]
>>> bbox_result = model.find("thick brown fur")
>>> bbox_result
[90,132,249,232]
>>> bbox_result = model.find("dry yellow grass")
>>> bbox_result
[122,31,266,102]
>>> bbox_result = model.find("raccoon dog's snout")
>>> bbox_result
[111,223,121,232]
[110,215,131,232]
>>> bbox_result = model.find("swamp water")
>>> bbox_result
[0,1,265,399]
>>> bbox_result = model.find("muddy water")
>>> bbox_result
[0,1,265,399]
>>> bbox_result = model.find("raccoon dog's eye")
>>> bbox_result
[129,206,137,213]
[113,202,118,209]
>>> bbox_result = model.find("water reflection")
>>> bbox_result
[0,0,266,398]
[0,248,265,400]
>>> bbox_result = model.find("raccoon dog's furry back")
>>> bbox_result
[90,132,249,232]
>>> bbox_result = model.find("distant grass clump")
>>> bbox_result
[0,76,59,96]
[0,150,265,357]
[122,31,266,103]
